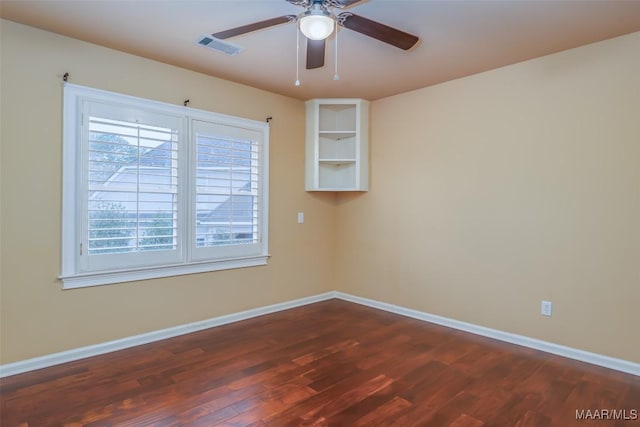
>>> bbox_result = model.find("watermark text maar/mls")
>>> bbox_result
[576,409,638,421]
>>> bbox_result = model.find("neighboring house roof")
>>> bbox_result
[90,140,255,226]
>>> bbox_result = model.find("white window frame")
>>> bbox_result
[60,83,269,289]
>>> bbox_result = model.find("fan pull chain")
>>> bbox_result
[295,24,301,86]
[334,27,339,81]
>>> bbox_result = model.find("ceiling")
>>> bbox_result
[2,0,640,101]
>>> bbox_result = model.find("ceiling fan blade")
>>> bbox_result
[285,0,310,6]
[337,13,419,50]
[286,0,361,8]
[306,39,326,69]
[213,15,295,39]
[334,0,365,7]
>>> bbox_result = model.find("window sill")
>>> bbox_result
[59,255,269,289]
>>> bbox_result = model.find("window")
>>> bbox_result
[60,84,269,288]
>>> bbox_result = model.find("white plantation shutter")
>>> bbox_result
[191,120,265,261]
[82,101,183,272]
[61,83,269,288]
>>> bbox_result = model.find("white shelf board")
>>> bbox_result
[319,158,356,165]
[319,131,356,140]
[310,188,363,192]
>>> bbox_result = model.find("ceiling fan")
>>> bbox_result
[211,0,419,70]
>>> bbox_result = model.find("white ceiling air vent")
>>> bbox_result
[196,35,244,56]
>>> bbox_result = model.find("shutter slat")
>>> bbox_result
[195,133,260,249]
[87,114,178,255]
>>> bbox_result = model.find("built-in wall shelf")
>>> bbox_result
[305,98,369,192]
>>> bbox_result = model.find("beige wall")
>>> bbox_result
[0,20,336,364]
[336,31,640,363]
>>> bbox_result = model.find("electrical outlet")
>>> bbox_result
[297,212,304,224]
[541,300,553,317]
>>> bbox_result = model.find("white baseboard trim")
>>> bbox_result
[334,292,640,377]
[2,290,638,378]
[0,292,336,378]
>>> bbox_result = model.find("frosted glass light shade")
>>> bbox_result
[299,13,335,40]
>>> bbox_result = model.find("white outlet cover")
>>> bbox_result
[541,300,553,316]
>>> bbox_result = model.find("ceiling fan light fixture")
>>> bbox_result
[299,10,334,40]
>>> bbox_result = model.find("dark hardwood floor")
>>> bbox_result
[1,299,638,426]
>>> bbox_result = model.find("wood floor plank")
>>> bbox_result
[1,299,638,426]
[448,413,485,427]
[352,395,413,427]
